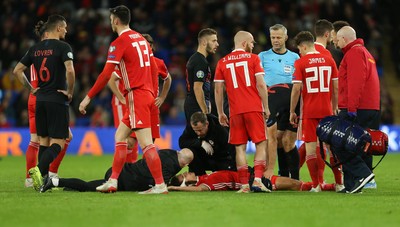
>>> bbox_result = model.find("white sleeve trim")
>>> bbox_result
[106,60,120,64]
[112,71,121,79]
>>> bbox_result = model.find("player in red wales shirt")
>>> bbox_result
[289,31,338,192]
[214,31,270,193]
[79,5,167,194]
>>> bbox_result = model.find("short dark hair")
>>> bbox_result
[333,20,350,33]
[109,5,131,25]
[294,31,315,46]
[314,19,333,37]
[190,112,208,125]
[169,175,182,186]
[142,33,154,50]
[34,21,47,38]
[46,14,66,31]
[198,28,217,41]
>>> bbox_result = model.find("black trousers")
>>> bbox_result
[338,109,380,190]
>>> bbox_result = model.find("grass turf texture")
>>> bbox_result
[1,154,400,227]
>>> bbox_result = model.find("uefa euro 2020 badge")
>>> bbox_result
[196,70,205,79]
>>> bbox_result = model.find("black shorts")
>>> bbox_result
[266,84,299,132]
[35,101,69,139]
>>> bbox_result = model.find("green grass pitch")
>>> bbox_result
[1,153,400,227]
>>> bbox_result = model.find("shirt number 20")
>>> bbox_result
[305,66,332,93]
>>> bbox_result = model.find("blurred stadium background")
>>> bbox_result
[1,0,399,155]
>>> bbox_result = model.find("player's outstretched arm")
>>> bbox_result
[168,185,209,192]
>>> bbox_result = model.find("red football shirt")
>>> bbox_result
[153,57,169,97]
[314,42,333,58]
[293,52,338,118]
[214,49,265,116]
[196,171,242,191]
[28,65,38,105]
[106,29,154,95]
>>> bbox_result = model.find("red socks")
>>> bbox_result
[300,182,313,191]
[316,146,326,185]
[298,144,306,168]
[237,165,249,185]
[254,160,266,179]
[49,139,70,173]
[110,142,128,179]
[26,141,39,178]
[143,144,164,184]
[306,154,319,188]
[330,156,343,185]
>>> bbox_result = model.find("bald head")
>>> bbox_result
[234,31,255,52]
[337,26,357,48]
[177,148,194,168]
[338,26,356,40]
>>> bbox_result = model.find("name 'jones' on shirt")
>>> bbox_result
[34,49,53,56]
[308,57,326,64]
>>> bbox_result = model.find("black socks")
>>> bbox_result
[38,143,62,176]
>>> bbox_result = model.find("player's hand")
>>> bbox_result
[333,109,339,115]
[154,97,165,108]
[57,90,72,102]
[263,168,274,179]
[218,113,229,127]
[79,95,91,115]
[201,141,214,155]
[289,112,298,128]
[264,108,270,120]
[117,96,126,105]
[30,87,40,95]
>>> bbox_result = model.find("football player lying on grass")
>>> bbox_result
[168,170,314,192]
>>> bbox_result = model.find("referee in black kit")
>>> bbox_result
[13,14,75,190]
[184,28,219,123]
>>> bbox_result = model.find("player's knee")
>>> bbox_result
[127,137,136,149]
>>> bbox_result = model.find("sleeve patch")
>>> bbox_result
[196,70,205,79]
[67,52,73,60]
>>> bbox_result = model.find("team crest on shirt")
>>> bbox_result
[67,52,73,59]
[196,70,205,79]
[109,46,116,52]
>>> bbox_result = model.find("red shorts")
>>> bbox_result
[28,95,36,134]
[150,104,160,138]
[111,96,136,138]
[121,89,152,129]
[130,104,160,139]
[229,112,267,145]
[300,118,321,142]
